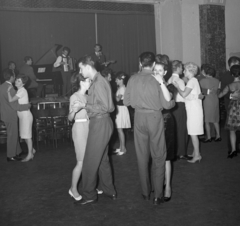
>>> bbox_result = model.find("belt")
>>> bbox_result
[90,113,109,119]
[135,109,159,113]
[75,119,88,122]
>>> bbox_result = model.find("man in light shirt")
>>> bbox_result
[168,60,191,160]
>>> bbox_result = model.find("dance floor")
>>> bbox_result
[0,129,239,226]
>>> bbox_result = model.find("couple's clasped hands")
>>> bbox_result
[152,73,165,85]
[71,100,86,113]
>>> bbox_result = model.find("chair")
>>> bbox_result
[51,116,68,148]
[49,107,68,148]
[31,109,54,150]
[0,120,7,144]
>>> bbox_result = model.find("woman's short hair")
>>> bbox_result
[155,54,169,65]
[230,65,240,78]
[16,74,29,85]
[101,68,112,78]
[71,72,87,92]
[115,71,128,86]
[205,66,216,77]
[154,61,168,71]
[200,64,211,73]
[184,62,199,76]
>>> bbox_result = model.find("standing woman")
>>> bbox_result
[199,66,221,142]
[174,62,204,163]
[68,73,91,200]
[114,72,131,155]
[7,74,36,162]
[218,65,240,158]
[153,60,175,202]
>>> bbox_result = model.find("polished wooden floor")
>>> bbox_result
[0,129,239,226]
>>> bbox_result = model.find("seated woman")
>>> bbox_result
[7,74,36,162]
[173,62,204,163]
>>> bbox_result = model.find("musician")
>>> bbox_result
[53,46,73,97]
[19,56,43,98]
[1,61,19,84]
[90,44,107,72]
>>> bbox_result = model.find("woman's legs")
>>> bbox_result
[70,160,83,197]
[213,122,221,139]
[191,135,200,158]
[117,128,127,153]
[164,160,171,198]
[229,130,236,153]
[22,138,34,162]
[205,122,211,139]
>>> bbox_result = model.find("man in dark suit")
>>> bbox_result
[90,44,107,72]
[0,69,30,161]
[124,52,175,205]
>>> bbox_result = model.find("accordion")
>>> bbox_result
[63,57,76,72]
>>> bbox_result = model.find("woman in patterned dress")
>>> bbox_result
[218,65,240,158]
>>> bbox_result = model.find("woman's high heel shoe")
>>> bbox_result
[21,154,34,162]
[187,156,202,163]
[214,137,222,142]
[203,138,212,143]
[227,151,237,159]
[68,189,82,201]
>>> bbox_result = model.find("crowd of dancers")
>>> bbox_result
[1,46,240,205]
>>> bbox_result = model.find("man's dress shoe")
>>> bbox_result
[7,156,22,162]
[142,194,150,200]
[178,155,192,160]
[75,198,97,205]
[105,194,117,200]
[153,197,165,205]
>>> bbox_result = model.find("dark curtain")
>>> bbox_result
[0,11,95,71]
[0,10,156,77]
[97,13,156,75]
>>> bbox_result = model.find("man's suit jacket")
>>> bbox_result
[90,52,106,72]
[0,82,29,122]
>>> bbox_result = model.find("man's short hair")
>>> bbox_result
[228,56,240,67]
[94,44,102,50]
[139,52,155,68]
[172,60,182,72]
[79,55,96,69]
[101,67,112,78]
[24,56,32,63]
[230,65,240,78]
[3,69,14,81]
[62,46,70,53]
[8,61,16,67]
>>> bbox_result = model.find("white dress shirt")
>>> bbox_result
[168,73,185,102]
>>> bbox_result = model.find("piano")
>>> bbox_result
[32,44,63,96]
